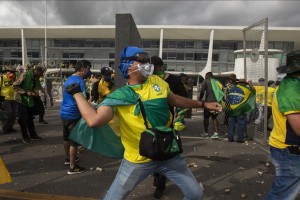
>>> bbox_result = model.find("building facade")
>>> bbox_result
[0,25,299,74]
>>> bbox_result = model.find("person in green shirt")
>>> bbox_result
[13,65,46,144]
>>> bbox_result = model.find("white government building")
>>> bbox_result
[0,25,299,80]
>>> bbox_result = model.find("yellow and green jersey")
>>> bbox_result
[97,79,115,103]
[267,87,276,107]
[115,75,172,163]
[269,76,300,148]
[0,75,15,100]
[70,75,173,163]
[254,85,265,104]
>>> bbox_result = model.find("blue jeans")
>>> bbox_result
[228,115,246,141]
[103,156,203,200]
[264,146,300,200]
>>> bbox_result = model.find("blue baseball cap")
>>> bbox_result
[118,46,148,79]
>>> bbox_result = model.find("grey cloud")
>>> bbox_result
[1,1,300,27]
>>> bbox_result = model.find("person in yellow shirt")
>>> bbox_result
[0,66,18,134]
[65,46,222,199]
[254,78,265,124]
[267,80,276,131]
[97,67,114,103]
[264,50,300,200]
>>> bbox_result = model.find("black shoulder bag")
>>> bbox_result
[137,98,183,161]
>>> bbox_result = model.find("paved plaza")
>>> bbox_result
[0,102,297,200]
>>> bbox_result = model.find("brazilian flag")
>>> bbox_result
[227,84,256,117]
[211,78,224,104]
[277,76,300,113]
[69,86,171,159]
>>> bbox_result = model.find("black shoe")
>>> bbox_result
[64,157,79,166]
[153,187,165,199]
[9,128,17,132]
[2,129,10,134]
[237,140,245,143]
[39,120,48,124]
[30,135,43,141]
[67,164,85,175]
[22,138,32,144]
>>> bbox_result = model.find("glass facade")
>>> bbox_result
[0,38,294,73]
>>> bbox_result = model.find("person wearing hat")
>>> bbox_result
[96,66,115,104]
[264,50,300,200]
[13,64,47,144]
[65,46,222,200]
[151,55,187,199]
[0,65,18,134]
[266,80,276,132]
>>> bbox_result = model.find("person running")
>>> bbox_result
[60,60,92,175]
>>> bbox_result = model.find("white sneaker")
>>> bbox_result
[210,132,219,139]
[200,132,209,138]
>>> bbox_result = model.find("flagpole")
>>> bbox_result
[44,0,47,68]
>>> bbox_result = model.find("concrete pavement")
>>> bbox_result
[0,103,295,200]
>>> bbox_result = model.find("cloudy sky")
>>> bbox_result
[0,1,299,27]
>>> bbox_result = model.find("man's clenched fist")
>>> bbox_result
[66,83,82,95]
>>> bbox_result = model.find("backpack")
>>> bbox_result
[91,80,100,102]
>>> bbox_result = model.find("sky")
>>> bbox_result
[0,1,299,27]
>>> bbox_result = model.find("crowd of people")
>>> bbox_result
[0,47,299,200]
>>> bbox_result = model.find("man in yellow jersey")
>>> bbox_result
[65,46,222,200]
[264,50,300,200]
[97,67,115,103]
[267,80,276,131]
[254,78,265,124]
[0,65,17,134]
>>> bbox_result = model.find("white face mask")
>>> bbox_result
[128,63,154,78]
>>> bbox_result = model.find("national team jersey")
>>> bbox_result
[97,79,114,103]
[269,77,300,148]
[0,75,15,100]
[254,85,265,104]
[114,75,172,163]
[267,87,275,107]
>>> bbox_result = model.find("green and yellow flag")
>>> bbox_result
[227,84,256,117]
[69,86,171,159]
[211,78,224,104]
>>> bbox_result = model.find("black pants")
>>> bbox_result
[17,103,38,140]
[153,173,166,189]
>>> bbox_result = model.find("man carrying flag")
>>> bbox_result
[226,74,255,143]
[199,72,224,139]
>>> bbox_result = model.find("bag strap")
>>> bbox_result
[137,98,149,129]
[127,86,149,129]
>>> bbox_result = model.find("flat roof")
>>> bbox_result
[0,25,299,49]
